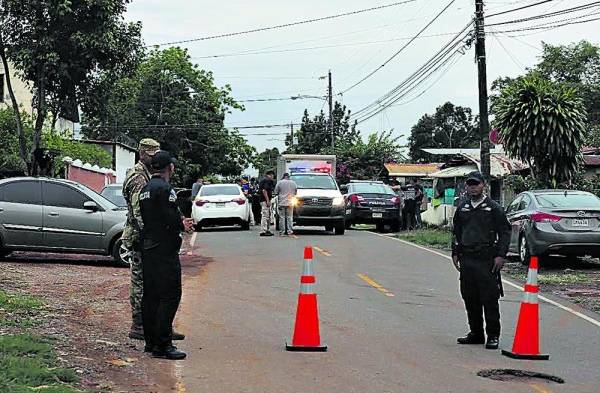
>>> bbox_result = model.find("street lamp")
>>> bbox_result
[290,95,327,101]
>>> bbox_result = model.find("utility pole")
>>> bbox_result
[328,69,334,149]
[475,0,491,180]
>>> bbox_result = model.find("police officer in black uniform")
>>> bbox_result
[140,151,194,360]
[452,171,511,350]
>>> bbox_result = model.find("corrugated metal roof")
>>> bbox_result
[461,152,528,177]
[384,163,441,176]
[430,165,477,178]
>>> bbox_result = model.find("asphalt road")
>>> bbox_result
[173,226,600,393]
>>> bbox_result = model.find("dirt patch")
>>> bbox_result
[504,256,600,313]
[477,369,564,384]
[0,236,210,392]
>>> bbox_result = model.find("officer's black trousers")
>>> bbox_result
[459,255,500,337]
[141,244,182,350]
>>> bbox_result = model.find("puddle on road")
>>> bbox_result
[477,369,565,384]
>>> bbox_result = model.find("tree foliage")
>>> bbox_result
[82,47,254,186]
[407,102,479,162]
[494,75,587,186]
[252,147,280,177]
[285,102,360,154]
[335,130,405,183]
[0,0,143,173]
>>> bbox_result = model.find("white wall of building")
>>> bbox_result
[115,145,136,183]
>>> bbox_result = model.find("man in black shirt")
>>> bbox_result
[140,151,194,360]
[413,180,424,229]
[258,170,276,237]
[452,171,511,350]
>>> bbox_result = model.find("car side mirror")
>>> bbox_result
[83,201,98,211]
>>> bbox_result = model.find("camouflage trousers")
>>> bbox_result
[130,250,144,328]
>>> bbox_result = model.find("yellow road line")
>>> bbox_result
[313,246,332,257]
[357,273,395,297]
[530,384,551,393]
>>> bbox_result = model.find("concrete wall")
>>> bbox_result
[115,145,136,183]
[422,203,456,227]
[67,165,116,193]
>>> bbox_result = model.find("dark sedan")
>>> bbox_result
[343,181,402,232]
[506,190,600,264]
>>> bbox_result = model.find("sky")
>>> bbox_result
[124,0,600,157]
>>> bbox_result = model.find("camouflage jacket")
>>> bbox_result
[121,162,152,247]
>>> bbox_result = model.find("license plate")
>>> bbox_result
[372,213,383,218]
[572,219,589,227]
[345,209,352,215]
[216,202,226,208]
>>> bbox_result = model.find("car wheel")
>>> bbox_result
[345,220,352,229]
[241,220,250,230]
[334,222,345,235]
[112,238,130,267]
[519,233,531,265]
[325,224,334,232]
[376,223,385,233]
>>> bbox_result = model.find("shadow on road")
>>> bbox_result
[1,251,121,268]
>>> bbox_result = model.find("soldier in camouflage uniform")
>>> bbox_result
[122,139,161,339]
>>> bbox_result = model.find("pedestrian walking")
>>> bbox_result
[452,171,511,350]
[122,138,160,340]
[274,173,297,235]
[258,170,276,237]
[139,151,194,360]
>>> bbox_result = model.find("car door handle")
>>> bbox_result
[48,212,59,217]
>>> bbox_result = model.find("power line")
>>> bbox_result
[340,0,457,95]
[487,1,600,26]
[487,0,554,17]
[149,0,417,47]
[490,13,600,34]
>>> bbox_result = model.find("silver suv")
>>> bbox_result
[0,177,128,265]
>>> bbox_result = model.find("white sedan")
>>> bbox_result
[192,184,251,230]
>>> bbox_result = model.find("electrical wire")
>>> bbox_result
[487,0,555,17]
[487,1,600,26]
[149,0,417,47]
[340,0,457,95]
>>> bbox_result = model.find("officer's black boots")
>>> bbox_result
[152,345,187,360]
[485,336,499,350]
[172,331,186,340]
[457,332,485,344]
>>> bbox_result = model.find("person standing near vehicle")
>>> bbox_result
[258,170,276,237]
[452,171,511,350]
[402,181,417,230]
[140,151,194,359]
[250,177,262,225]
[413,179,424,229]
[122,138,161,340]
[191,178,203,200]
[274,172,297,235]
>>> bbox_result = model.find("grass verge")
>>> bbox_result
[0,290,81,393]
[397,228,452,250]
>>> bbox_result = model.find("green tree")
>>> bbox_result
[82,47,254,185]
[285,102,360,154]
[0,0,143,173]
[494,75,587,186]
[407,102,479,162]
[0,108,33,175]
[491,41,600,146]
[253,147,280,176]
[335,130,404,183]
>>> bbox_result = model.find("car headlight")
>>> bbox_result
[332,196,344,206]
[291,197,299,206]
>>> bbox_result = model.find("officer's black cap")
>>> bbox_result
[466,171,485,184]
[151,150,177,170]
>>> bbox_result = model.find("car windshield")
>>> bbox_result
[351,184,393,194]
[291,175,337,190]
[200,185,240,196]
[535,193,600,208]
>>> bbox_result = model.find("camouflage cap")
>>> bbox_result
[138,138,160,155]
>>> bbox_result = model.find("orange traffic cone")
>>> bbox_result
[502,256,549,360]
[286,246,327,352]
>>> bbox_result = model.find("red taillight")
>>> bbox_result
[390,196,401,205]
[195,200,209,207]
[350,194,364,204]
[531,211,561,223]
[232,198,246,205]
